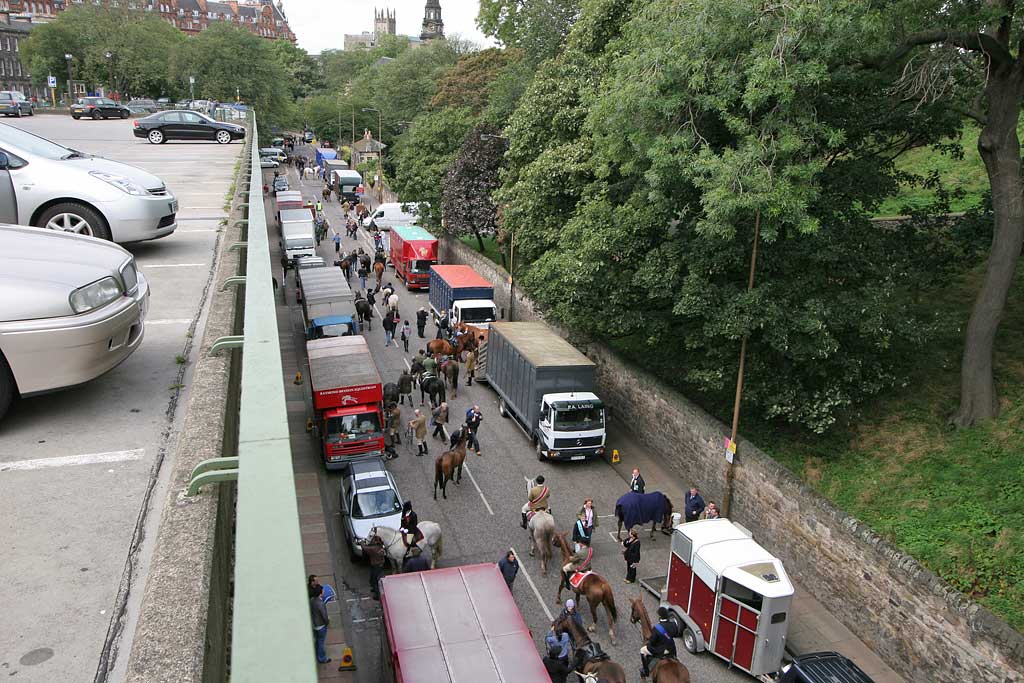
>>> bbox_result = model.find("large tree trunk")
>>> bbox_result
[952,65,1024,427]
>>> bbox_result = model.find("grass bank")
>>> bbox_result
[459,235,505,267]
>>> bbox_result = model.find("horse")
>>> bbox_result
[427,339,454,357]
[373,261,385,282]
[433,429,468,500]
[440,358,459,399]
[359,253,371,271]
[419,374,446,408]
[553,532,619,644]
[354,298,373,330]
[338,258,352,283]
[551,611,626,683]
[410,356,425,387]
[369,523,444,572]
[383,382,399,409]
[629,597,690,683]
[526,510,556,575]
[321,186,332,203]
[615,492,674,540]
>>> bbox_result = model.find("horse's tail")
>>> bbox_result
[605,587,618,623]
[433,528,443,562]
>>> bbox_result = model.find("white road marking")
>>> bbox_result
[139,263,205,268]
[1,448,145,472]
[145,319,193,325]
[511,546,554,622]
[524,475,533,493]
[351,617,381,623]
[461,463,494,516]
[404,358,412,371]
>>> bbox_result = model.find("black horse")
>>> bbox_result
[355,299,373,330]
[419,374,446,409]
[383,382,400,409]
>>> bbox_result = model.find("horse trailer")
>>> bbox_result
[643,519,794,679]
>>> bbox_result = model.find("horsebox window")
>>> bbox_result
[722,577,763,612]
[771,612,787,624]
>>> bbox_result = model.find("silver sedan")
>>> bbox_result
[0,122,177,242]
[0,224,149,420]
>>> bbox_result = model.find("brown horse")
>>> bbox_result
[551,612,626,683]
[433,429,467,500]
[553,533,619,644]
[427,339,454,357]
[373,261,385,282]
[440,358,459,399]
[321,186,332,202]
[629,597,691,683]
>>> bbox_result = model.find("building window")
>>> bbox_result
[15,60,21,76]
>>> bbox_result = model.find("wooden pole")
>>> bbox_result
[720,209,760,518]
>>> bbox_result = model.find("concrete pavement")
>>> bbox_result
[0,117,240,682]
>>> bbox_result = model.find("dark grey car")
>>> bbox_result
[0,91,33,118]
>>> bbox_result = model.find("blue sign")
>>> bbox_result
[47,75,57,88]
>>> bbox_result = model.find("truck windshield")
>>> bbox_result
[410,259,435,274]
[554,405,604,431]
[353,489,402,519]
[325,413,382,441]
[286,237,315,250]
[460,306,495,323]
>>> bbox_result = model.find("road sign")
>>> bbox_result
[47,75,57,88]
[189,76,195,84]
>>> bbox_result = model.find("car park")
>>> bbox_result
[338,457,403,558]
[71,97,130,120]
[132,110,245,145]
[0,91,33,117]
[0,223,149,421]
[0,122,178,242]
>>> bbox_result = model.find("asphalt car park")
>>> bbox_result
[0,115,239,683]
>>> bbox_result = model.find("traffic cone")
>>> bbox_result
[305,418,314,432]
[611,449,620,464]
[293,371,303,385]
[338,645,357,671]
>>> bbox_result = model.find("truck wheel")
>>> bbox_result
[682,627,698,654]
[535,439,545,461]
[497,399,507,417]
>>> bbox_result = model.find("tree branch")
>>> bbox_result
[862,29,1014,70]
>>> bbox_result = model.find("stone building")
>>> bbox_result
[419,0,442,41]
[0,9,33,97]
[351,129,386,167]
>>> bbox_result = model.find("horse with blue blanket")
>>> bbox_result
[614,491,674,540]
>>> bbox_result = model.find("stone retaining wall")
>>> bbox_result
[438,235,1024,683]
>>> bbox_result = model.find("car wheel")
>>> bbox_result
[14,107,21,118]
[37,202,112,241]
[120,110,128,119]
[72,115,81,120]
[27,108,33,116]
[148,129,165,144]
[0,354,16,422]
[682,627,698,654]
[91,110,102,120]
[216,130,232,144]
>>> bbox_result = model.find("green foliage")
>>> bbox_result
[298,93,378,149]
[431,48,522,113]
[442,123,506,248]
[270,39,324,100]
[477,0,580,64]
[390,107,476,229]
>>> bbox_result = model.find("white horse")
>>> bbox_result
[370,523,443,572]
[527,510,556,576]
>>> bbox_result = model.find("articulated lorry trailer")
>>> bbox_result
[485,322,606,462]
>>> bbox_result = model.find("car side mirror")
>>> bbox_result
[0,152,9,169]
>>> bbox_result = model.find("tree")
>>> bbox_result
[390,108,476,229]
[270,40,324,100]
[857,2,1024,427]
[431,48,521,113]
[477,0,580,64]
[442,123,506,254]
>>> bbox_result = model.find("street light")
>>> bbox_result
[63,53,73,105]
[104,51,115,99]
[361,107,384,198]
[480,132,513,318]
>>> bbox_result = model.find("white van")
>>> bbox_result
[362,202,425,231]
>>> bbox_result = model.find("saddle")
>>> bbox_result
[569,571,594,590]
[579,641,609,663]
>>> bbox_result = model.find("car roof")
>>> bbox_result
[347,458,388,478]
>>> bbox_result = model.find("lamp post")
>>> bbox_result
[480,133,512,317]
[361,107,383,198]
[63,53,73,105]
[104,51,115,100]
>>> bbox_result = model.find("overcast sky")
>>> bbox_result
[282,0,493,54]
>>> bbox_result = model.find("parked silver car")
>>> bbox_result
[0,224,149,420]
[0,122,177,242]
[339,458,403,559]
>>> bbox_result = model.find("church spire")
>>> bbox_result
[420,0,444,41]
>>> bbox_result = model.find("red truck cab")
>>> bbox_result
[389,225,438,290]
[307,337,384,468]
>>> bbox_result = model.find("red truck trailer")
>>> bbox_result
[379,563,549,683]
[307,336,384,469]
[389,225,438,290]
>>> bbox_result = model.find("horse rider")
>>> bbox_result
[521,475,551,529]
[422,352,439,377]
[640,606,682,679]
[561,537,594,594]
[399,501,422,555]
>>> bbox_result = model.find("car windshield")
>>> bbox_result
[0,123,83,160]
[352,489,401,519]
[411,259,435,274]
[554,405,605,431]
[286,237,315,250]
[325,413,382,441]
[460,306,495,323]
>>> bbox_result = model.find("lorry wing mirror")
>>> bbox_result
[0,152,9,169]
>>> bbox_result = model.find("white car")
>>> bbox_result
[0,224,149,420]
[260,158,279,169]
[339,458,403,559]
[0,122,177,242]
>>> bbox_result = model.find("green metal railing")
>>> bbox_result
[229,116,317,681]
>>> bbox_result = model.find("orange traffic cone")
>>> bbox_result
[611,449,620,464]
[293,371,303,385]
[338,645,357,671]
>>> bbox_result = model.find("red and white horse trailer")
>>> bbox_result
[642,518,794,679]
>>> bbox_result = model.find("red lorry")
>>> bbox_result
[379,563,549,683]
[389,225,438,290]
[307,336,384,469]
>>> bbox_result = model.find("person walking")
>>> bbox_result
[630,467,646,494]
[310,584,331,664]
[402,546,430,573]
[358,263,368,291]
[431,402,448,440]
[400,320,411,352]
[622,528,641,583]
[398,370,414,406]
[307,574,322,598]
[333,231,341,254]
[387,403,402,445]
[409,409,428,456]
[684,484,705,523]
[465,347,478,386]
[315,199,323,214]
[545,626,571,665]
[416,307,428,338]
[365,287,376,308]
[465,405,482,457]
[702,501,721,519]
[383,313,396,347]
[572,510,591,547]
[497,549,519,592]
[577,498,598,537]
[357,534,387,599]
[436,311,449,340]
